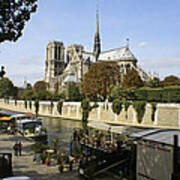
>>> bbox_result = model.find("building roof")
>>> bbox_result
[82,51,95,62]
[98,46,137,61]
[130,129,180,147]
[63,74,80,83]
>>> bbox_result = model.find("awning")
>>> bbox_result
[88,122,111,131]
[0,116,11,121]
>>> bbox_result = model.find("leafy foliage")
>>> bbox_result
[29,100,32,109]
[133,101,146,123]
[81,98,99,129]
[50,100,54,114]
[0,66,6,78]
[32,142,48,154]
[33,81,48,93]
[112,99,123,115]
[0,0,38,43]
[124,101,131,112]
[109,86,180,103]
[150,102,157,122]
[23,86,34,99]
[146,77,161,88]
[0,77,14,97]
[123,101,131,119]
[66,82,82,101]
[34,99,39,117]
[121,68,144,88]
[81,61,120,100]
[24,99,27,109]
[161,75,179,87]
[57,99,63,115]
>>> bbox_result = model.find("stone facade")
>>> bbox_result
[44,42,94,92]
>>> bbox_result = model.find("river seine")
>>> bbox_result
[42,117,81,153]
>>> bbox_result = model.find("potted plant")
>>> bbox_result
[56,152,62,165]
[45,153,51,166]
[40,152,47,164]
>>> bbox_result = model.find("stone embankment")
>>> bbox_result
[0,99,180,129]
[0,132,79,180]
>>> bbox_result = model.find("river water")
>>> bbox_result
[42,117,81,153]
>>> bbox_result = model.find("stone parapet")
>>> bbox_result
[0,99,180,129]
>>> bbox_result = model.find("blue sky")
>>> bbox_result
[0,0,180,86]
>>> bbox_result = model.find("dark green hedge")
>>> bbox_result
[109,86,180,103]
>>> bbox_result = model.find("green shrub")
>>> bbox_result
[29,100,32,109]
[81,98,99,129]
[123,101,131,119]
[24,99,27,109]
[133,101,146,123]
[150,102,157,122]
[57,99,63,115]
[112,99,123,115]
[34,99,39,117]
[15,98,17,106]
[50,100,54,114]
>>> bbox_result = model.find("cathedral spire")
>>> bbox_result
[93,1,101,61]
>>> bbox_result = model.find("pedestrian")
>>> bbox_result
[18,141,22,156]
[13,142,19,156]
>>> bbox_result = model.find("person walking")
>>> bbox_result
[13,142,19,156]
[18,141,22,156]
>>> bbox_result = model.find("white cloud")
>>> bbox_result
[140,57,180,79]
[138,41,148,47]
[141,57,180,68]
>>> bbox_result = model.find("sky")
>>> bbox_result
[0,0,180,87]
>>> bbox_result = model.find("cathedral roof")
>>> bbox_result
[82,51,95,62]
[63,74,80,83]
[98,46,137,62]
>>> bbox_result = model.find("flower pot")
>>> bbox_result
[45,160,51,166]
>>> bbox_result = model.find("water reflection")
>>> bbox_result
[42,117,81,153]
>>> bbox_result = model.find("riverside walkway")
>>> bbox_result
[0,132,79,180]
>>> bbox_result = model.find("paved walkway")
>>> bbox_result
[0,132,79,180]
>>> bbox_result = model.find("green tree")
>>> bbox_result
[34,90,51,100]
[161,75,179,87]
[0,0,38,43]
[0,66,6,79]
[121,68,144,88]
[81,98,99,129]
[81,61,120,100]
[33,81,48,93]
[23,86,34,99]
[0,77,14,97]
[66,82,82,101]
[147,77,161,88]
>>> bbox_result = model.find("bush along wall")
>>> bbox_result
[29,100,32,110]
[133,101,146,123]
[24,99,27,109]
[150,102,157,122]
[57,99,63,115]
[123,101,131,119]
[109,86,180,103]
[112,99,123,115]
[34,99,39,117]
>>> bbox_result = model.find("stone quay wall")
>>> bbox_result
[0,99,180,129]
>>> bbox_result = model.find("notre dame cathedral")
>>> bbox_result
[44,11,156,92]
